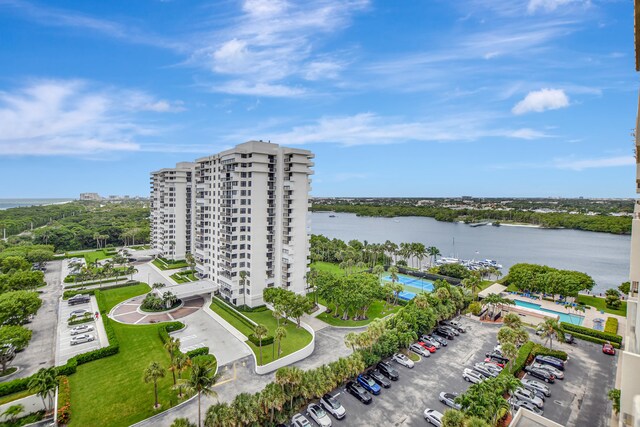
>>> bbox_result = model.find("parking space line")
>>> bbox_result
[134,316,148,324]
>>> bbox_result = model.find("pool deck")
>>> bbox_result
[507,293,626,333]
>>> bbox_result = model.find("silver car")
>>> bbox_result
[410,343,431,357]
[521,378,551,397]
[531,362,564,380]
[509,397,544,416]
[392,353,415,368]
[307,403,332,427]
[439,392,461,410]
[291,414,312,427]
[70,324,94,335]
[513,387,544,409]
[70,334,95,345]
[423,408,443,426]
[463,368,486,384]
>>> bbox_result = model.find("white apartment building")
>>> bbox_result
[193,141,314,307]
[150,162,196,260]
[620,4,640,425]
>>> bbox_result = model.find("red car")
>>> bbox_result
[484,358,505,368]
[603,342,616,355]
[418,341,437,353]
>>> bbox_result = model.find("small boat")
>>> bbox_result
[329,215,336,218]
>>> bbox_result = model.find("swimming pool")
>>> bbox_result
[381,274,435,300]
[514,300,584,325]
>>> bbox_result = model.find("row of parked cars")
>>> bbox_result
[66,294,96,346]
[289,320,467,427]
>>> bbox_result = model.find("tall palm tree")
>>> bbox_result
[143,361,166,409]
[164,337,181,385]
[232,392,259,426]
[462,272,482,300]
[205,402,232,427]
[239,270,248,308]
[172,352,192,398]
[427,246,441,266]
[306,267,319,308]
[261,382,285,423]
[501,342,518,372]
[344,332,358,352]
[372,265,385,283]
[538,317,565,350]
[502,312,523,330]
[275,326,287,358]
[254,324,268,365]
[183,360,218,427]
[28,367,58,412]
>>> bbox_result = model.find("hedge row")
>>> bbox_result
[248,333,274,347]
[68,317,94,326]
[158,322,185,344]
[505,341,535,376]
[561,322,622,344]
[62,281,140,299]
[530,344,568,361]
[605,317,619,335]
[570,331,621,348]
[186,347,210,358]
[64,277,126,287]
[57,375,71,425]
[212,296,257,331]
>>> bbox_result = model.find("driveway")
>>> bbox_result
[12,260,63,379]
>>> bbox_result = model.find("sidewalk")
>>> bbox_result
[0,394,45,422]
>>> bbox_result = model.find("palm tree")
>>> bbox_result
[502,312,523,329]
[172,352,192,398]
[372,265,385,283]
[164,337,181,385]
[239,270,248,308]
[306,267,319,308]
[183,360,218,427]
[538,317,565,350]
[254,324,268,365]
[127,265,138,280]
[232,392,258,426]
[2,404,23,423]
[260,382,285,423]
[441,409,465,427]
[275,326,287,359]
[205,402,232,427]
[28,367,57,412]
[143,361,166,409]
[171,418,196,427]
[462,273,482,300]
[427,246,441,266]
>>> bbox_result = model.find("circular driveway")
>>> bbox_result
[110,295,204,324]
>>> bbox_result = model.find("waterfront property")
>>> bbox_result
[513,299,584,325]
[381,273,435,300]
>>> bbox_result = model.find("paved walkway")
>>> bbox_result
[0,394,46,422]
[110,296,204,325]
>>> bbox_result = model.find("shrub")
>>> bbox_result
[158,322,185,344]
[468,302,482,316]
[561,322,622,344]
[530,344,568,361]
[248,334,274,347]
[63,281,140,299]
[212,297,256,331]
[605,317,619,335]
[569,331,621,348]
[57,375,71,424]
[186,347,209,358]
[0,377,30,397]
[505,341,534,375]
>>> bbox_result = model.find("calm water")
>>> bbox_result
[514,300,584,325]
[310,212,630,293]
[0,198,73,210]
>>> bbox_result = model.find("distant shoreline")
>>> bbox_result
[0,199,75,210]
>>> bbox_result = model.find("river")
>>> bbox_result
[310,212,630,294]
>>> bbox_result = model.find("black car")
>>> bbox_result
[565,333,575,344]
[434,328,455,340]
[524,366,555,383]
[441,323,462,335]
[534,355,565,371]
[368,369,391,388]
[485,352,509,365]
[428,334,448,347]
[68,295,90,305]
[377,361,399,381]
[346,381,372,404]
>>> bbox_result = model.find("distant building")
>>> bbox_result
[79,193,101,201]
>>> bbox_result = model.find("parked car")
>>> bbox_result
[509,397,544,416]
[521,378,551,397]
[534,355,565,371]
[392,353,415,368]
[70,324,94,335]
[357,374,381,395]
[603,342,616,355]
[68,295,90,305]
[484,358,505,369]
[70,334,95,345]
[320,394,346,420]
[368,369,391,388]
[68,309,90,319]
[513,387,544,409]
[531,362,564,380]
[377,361,399,380]
[291,413,312,427]
[423,408,444,426]
[307,403,332,427]
[440,325,460,336]
[443,321,466,333]
[565,333,575,344]
[420,335,442,349]
[346,381,372,404]
[0,345,15,362]
[462,368,486,384]
[434,328,454,340]
[523,366,555,383]
[474,362,502,376]
[439,392,461,410]
[425,334,447,347]
[410,343,431,357]
[485,352,510,365]
[417,341,437,353]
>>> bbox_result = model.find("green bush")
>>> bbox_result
[212,296,256,331]
[57,375,71,425]
[605,317,619,335]
[530,344,568,361]
[570,331,621,348]
[186,347,210,358]
[561,322,622,344]
[248,334,274,346]
[63,281,140,299]
[506,341,534,375]
[158,322,185,344]
[468,301,482,316]
[0,377,30,397]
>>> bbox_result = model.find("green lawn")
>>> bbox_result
[315,299,402,327]
[83,249,113,264]
[311,261,345,275]
[152,258,189,270]
[169,270,197,284]
[68,284,185,427]
[209,299,312,365]
[577,295,627,316]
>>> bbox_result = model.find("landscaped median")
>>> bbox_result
[561,322,623,348]
[169,269,197,284]
[209,296,313,369]
[152,258,189,270]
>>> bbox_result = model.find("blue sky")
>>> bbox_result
[0,0,636,198]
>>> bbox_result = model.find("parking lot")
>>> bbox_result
[298,319,617,427]
[56,295,109,364]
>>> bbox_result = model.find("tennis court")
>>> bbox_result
[381,273,435,300]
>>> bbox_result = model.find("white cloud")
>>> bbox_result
[512,88,569,115]
[527,0,588,14]
[304,61,343,81]
[214,81,305,97]
[0,80,186,156]
[242,112,551,147]
[553,155,635,171]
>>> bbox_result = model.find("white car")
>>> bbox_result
[392,353,414,368]
[513,387,544,409]
[307,403,332,427]
[70,334,95,345]
[531,362,564,380]
[291,413,312,427]
[462,368,486,384]
[423,408,443,426]
[320,393,346,420]
[474,362,501,377]
[409,343,430,357]
[70,324,94,335]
